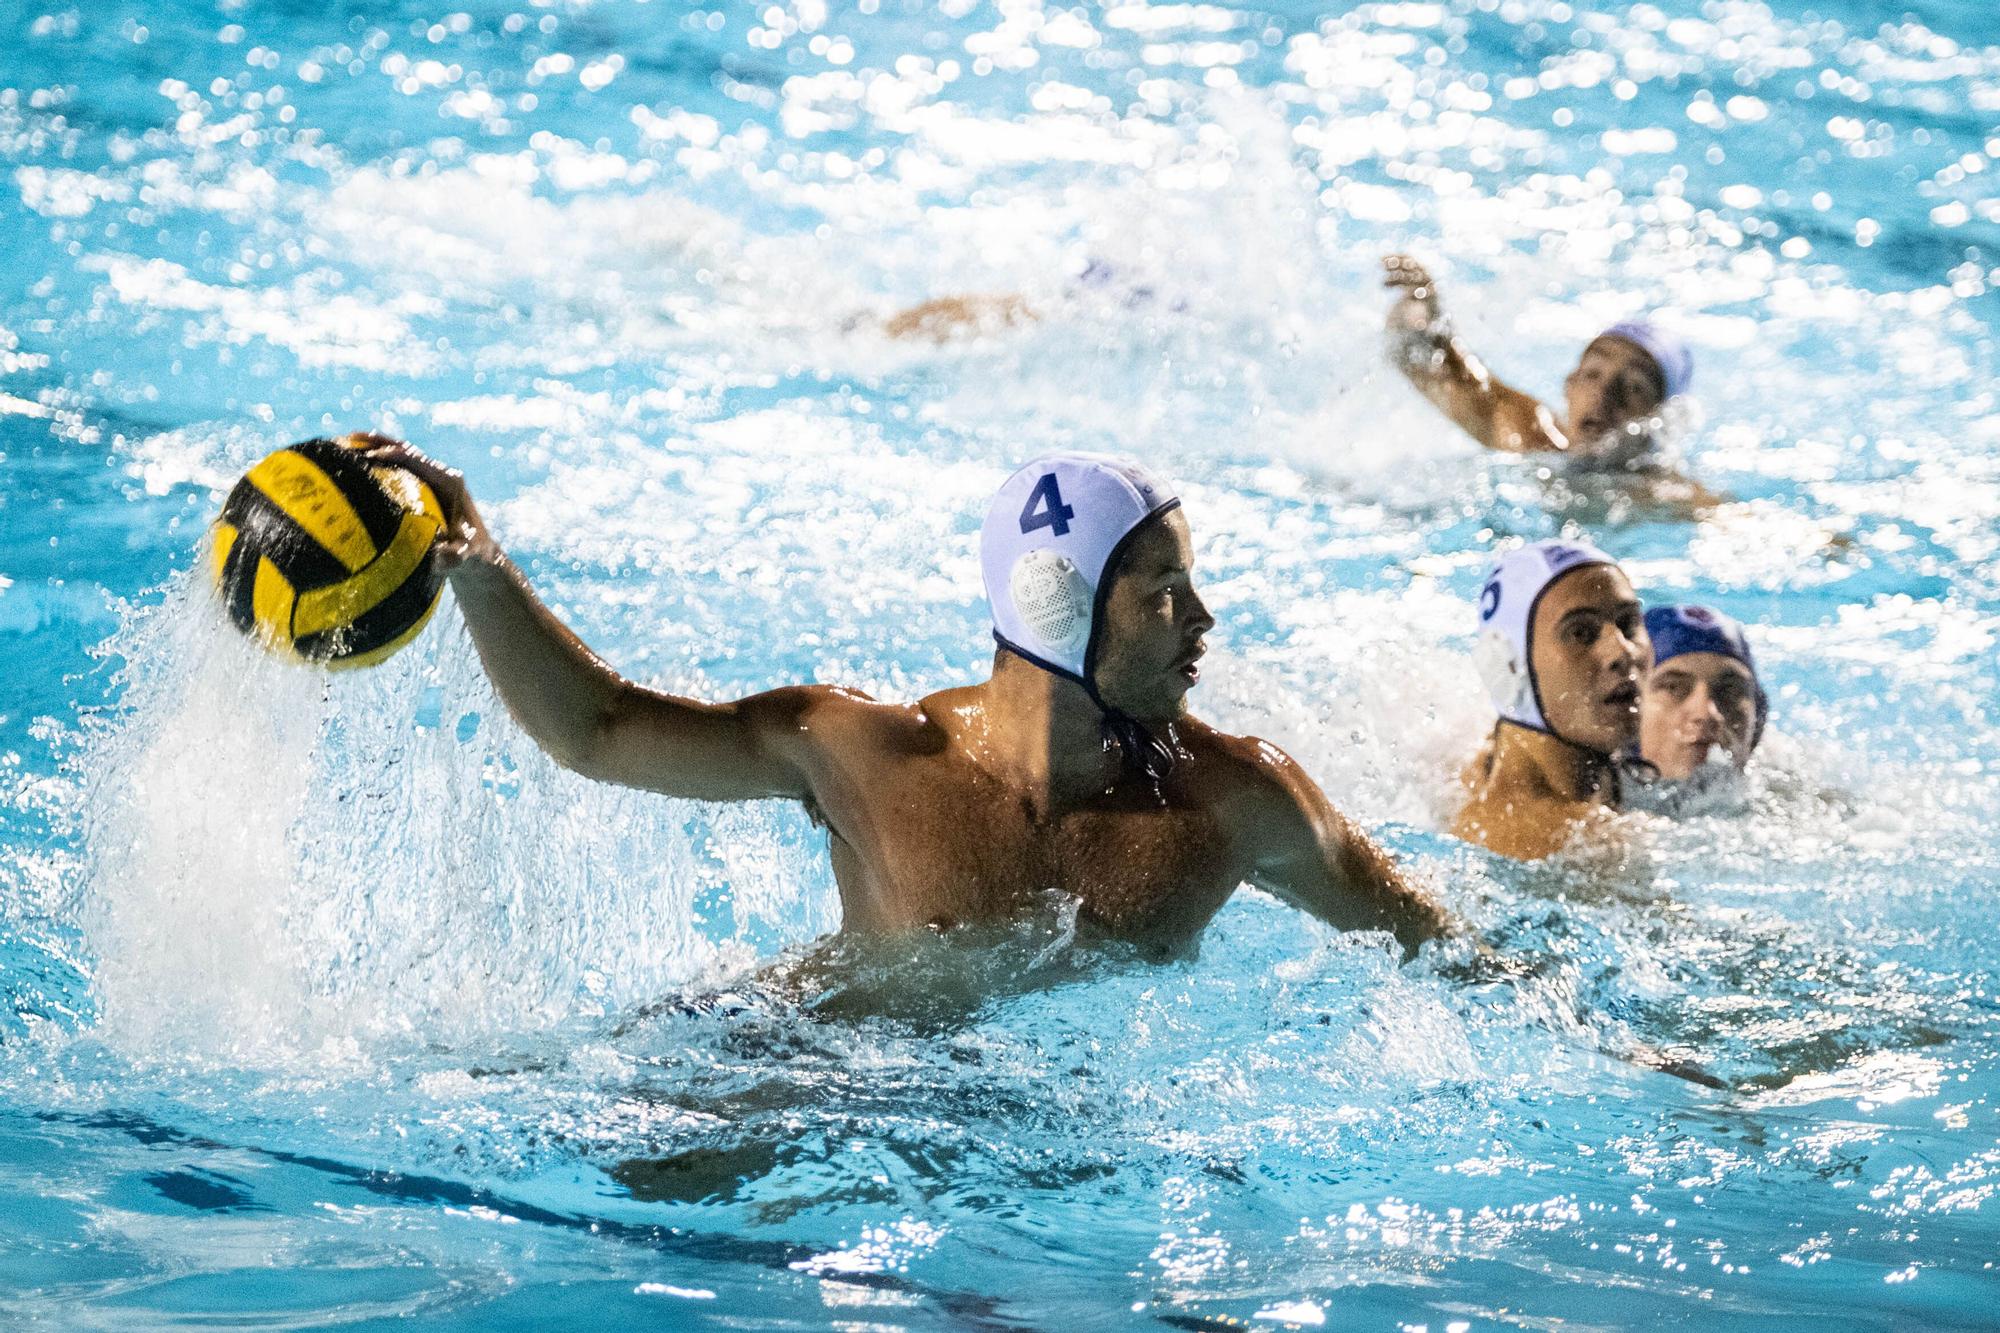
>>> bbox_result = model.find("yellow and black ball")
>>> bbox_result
[209,435,446,669]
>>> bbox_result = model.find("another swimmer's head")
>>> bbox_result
[1475,538,1649,755]
[1565,318,1692,442]
[1638,604,1765,780]
[981,453,1212,735]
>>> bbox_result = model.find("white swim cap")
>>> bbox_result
[1473,537,1619,735]
[981,452,1180,686]
[1599,319,1693,400]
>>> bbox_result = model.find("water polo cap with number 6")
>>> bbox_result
[1473,537,1620,737]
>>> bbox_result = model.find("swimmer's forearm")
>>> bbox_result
[1247,759,1452,959]
[1312,804,1456,948]
[448,553,629,771]
[1335,826,1453,959]
[448,555,807,800]
[1386,309,1559,453]
[1262,841,1449,961]
[1380,257,1535,450]
[1388,323,1507,445]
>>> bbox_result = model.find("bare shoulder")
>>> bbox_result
[735,683,948,794]
[1453,782,1599,860]
[733,682,900,751]
[807,680,997,754]
[737,681,870,720]
[1175,718,1321,819]
[755,682,929,735]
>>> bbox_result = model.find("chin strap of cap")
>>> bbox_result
[1614,747,1657,795]
[1098,703,1176,784]
[994,634,1178,784]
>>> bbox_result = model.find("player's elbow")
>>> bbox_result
[541,708,617,781]
[538,680,644,783]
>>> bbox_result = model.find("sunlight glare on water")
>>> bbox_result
[1,0,1998,1325]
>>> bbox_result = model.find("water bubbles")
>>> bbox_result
[3,0,1999,1322]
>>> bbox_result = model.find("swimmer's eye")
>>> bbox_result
[1653,675,1695,700]
[1713,680,1752,711]
[1622,370,1665,410]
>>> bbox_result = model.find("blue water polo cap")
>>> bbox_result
[1600,319,1693,400]
[1644,603,1767,748]
[1645,604,1753,671]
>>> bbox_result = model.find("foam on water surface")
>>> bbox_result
[2,0,1999,1324]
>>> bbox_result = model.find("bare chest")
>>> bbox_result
[816,759,1237,940]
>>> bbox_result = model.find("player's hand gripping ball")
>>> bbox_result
[209,434,446,669]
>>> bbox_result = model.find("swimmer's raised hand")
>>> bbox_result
[351,434,499,575]
[1382,253,1443,329]
[1382,252,1437,298]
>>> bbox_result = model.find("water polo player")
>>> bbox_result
[1455,538,1650,860]
[1382,254,1702,467]
[1634,604,1766,782]
[363,439,1452,958]
[869,260,1173,341]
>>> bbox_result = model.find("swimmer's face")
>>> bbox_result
[1564,336,1665,443]
[1639,651,1759,780]
[1529,565,1648,753]
[1091,509,1214,725]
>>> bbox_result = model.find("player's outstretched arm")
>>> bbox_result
[358,437,827,802]
[1381,254,1562,453]
[1238,739,1451,959]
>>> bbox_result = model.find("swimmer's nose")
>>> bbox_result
[1691,687,1726,736]
[1603,622,1645,673]
[1185,588,1216,637]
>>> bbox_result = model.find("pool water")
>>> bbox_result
[4,0,1999,1325]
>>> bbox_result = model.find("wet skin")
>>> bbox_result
[1455,564,1650,860]
[1639,650,1758,780]
[1382,254,1665,455]
[1563,336,1666,443]
[1528,564,1651,755]
[1380,257,1728,521]
[360,439,1451,959]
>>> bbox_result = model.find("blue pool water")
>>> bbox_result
[4,0,1999,1324]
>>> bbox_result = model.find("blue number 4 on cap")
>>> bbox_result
[1018,472,1075,537]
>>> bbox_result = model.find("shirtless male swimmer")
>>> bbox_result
[362,439,1452,959]
[1457,538,1651,860]
[1382,253,1696,458]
